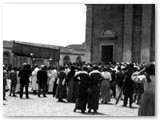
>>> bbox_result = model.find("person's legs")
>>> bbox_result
[112,86,116,98]
[9,85,13,96]
[38,84,42,97]
[53,79,57,97]
[3,84,6,100]
[137,89,142,104]
[25,84,29,98]
[20,84,24,98]
[123,94,128,106]
[43,83,47,97]
[116,85,121,99]
[129,94,134,107]
[94,110,97,113]
[12,85,17,96]
[88,109,91,113]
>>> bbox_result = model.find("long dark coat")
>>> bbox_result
[18,68,31,85]
[67,70,76,102]
[37,69,48,84]
[74,71,89,111]
[88,70,102,110]
[123,70,135,96]
[56,70,67,99]
[10,71,17,85]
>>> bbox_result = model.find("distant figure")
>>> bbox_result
[3,65,7,100]
[15,67,21,93]
[31,65,39,94]
[48,66,57,93]
[9,67,18,97]
[100,67,112,104]
[65,65,70,75]
[56,66,67,102]
[115,66,125,100]
[37,65,48,97]
[18,63,31,99]
[67,65,76,102]
[132,62,155,116]
[110,69,116,99]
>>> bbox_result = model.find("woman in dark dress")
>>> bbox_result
[88,65,102,113]
[72,66,81,102]
[67,65,76,102]
[9,67,18,97]
[73,66,89,113]
[56,66,67,102]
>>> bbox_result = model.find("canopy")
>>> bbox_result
[12,41,60,60]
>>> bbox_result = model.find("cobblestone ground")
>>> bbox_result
[3,90,139,117]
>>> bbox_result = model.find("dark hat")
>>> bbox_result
[145,62,155,75]
[60,66,65,71]
[82,65,88,71]
[103,67,108,72]
[127,63,134,68]
[70,65,75,71]
[93,65,98,70]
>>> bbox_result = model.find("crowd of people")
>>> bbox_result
[3,61,155,116]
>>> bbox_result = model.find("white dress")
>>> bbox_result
[31,67,39,91]
[48,69,57,92]
[101,71,112,102]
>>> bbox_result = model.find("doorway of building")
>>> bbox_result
[101,45,113,64]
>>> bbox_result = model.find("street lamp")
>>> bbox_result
[30,53,33,57]
[49,58,53,66]
[30,53,34,67]
[49,58,52,61]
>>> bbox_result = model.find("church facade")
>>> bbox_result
[85,4,155,64]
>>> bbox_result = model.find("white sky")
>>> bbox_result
[2,4,86,47]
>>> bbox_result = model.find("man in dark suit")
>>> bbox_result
[18,63,31,99]
[123,63,135,107]
[37,65,48,97]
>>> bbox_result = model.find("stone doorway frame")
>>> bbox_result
[99,42,115,63]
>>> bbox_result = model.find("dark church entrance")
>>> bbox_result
[101,45,113,64]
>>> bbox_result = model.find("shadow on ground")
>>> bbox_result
[75,111,109,116]
[100,102,115,105]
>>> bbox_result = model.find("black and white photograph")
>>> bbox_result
[2,0,156,118]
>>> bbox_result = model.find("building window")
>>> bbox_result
[101,27,116,37]
[76,56,82,63]
[63,55,71,65]
[3,51,10,66]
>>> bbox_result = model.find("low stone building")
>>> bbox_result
[3,40,88,68]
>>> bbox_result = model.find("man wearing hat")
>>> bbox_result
[37,65,48,97]
[122,63,135,107]
[18,63,31,99]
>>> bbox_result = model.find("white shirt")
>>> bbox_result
[101,71,112,81]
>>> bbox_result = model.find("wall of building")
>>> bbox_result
[3,40,87,67]
[86,4,155,64]
[86,4,125,63]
